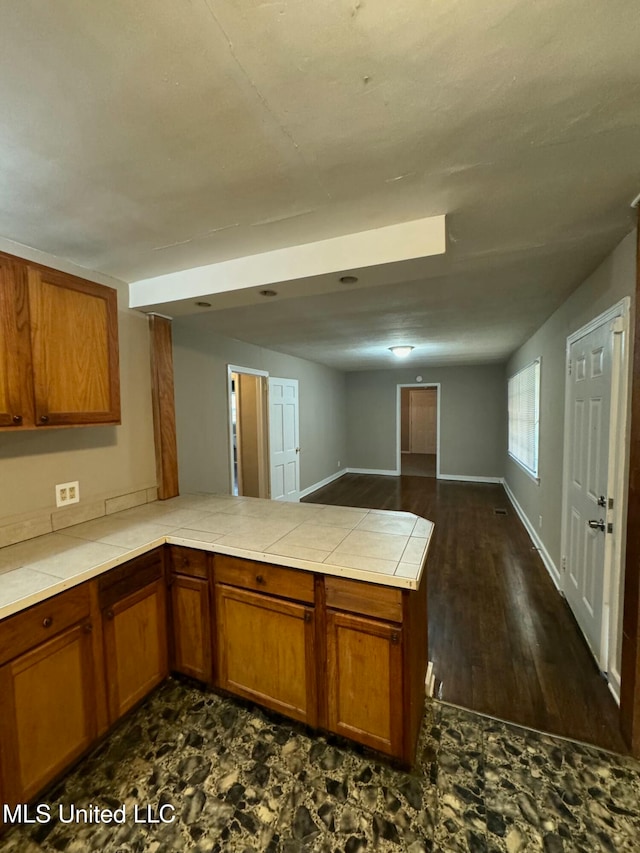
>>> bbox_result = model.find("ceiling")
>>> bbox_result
[1,0,639,369]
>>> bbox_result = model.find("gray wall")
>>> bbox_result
[172,324,348,495]
[345,365,506,478]
[505,229,636,573]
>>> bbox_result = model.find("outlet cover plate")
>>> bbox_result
[56,481,80,507]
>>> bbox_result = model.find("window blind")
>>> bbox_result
[508,359,540,478]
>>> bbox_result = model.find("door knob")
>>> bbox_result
[597,495,607,507]
[588,519,606,532]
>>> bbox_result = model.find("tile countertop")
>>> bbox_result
[0,493,434,621]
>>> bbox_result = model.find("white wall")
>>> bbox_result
[346,365,506,478]
[505,229,636,576]
[172,323,348,495]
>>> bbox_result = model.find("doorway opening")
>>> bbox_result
[398,385,440,477]
[228,367,270,498]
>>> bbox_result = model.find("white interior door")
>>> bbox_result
[269,377,300,502]
[564,321,612,668]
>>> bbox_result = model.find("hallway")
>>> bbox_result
[303,473,627,754]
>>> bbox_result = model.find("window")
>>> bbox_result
[508,359,540,480]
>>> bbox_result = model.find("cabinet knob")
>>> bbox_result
[391,632,399,645]
[106,609,114,620]
[304,611,312,623]
[256,574,265,585]
[39,414,49,424]
[42,616,53,628]
[83,622,93,634]
[12,414,22,425]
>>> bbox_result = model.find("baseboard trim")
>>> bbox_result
[298,469,347,499]
[346,467,399,476]
[502,479,562,590]
[438,474,503,484]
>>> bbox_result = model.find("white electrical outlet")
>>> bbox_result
[56,481,80,507]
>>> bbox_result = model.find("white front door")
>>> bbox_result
[564,321,613,668]
[269,377,300,502]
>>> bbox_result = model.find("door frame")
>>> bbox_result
[227,365,270,497]
[560,297,631,700]
[395,383,441,477]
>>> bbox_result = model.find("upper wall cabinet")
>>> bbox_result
[0,255,34,427]
[0,253,120,429]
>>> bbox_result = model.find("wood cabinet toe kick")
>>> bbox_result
[0,542,429,816]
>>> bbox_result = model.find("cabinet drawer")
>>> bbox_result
[0,584,90,666]
[99,548,164,609]
[215,555,314,604]
[324,576,403,623]
[170,545,208,579]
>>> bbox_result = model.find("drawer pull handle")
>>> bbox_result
[106,609,115,620]
[256,574,265,585]
[42,616,53,628]
[12,414,22,424]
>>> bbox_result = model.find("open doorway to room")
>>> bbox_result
[398,385,440,477]
[228,366,270,498]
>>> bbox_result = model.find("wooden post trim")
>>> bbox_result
[149,315,179,500]
[620,217,640,752]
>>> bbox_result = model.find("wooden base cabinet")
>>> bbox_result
[100,549,168,724]
[168,545,214,685]
[0,621,97,806]
[216,584,317,726]
[326,610,403,757]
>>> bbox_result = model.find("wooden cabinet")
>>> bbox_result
[323,572,428,764]
[0,251,120,429]
[326,610,403,756]
[169,546,213,684]
[0,256,33,427]
[0,540,429,811]
[215,557,317,726]
[0,589,97,808]
[100,550,168,722]
[217,584,317,725]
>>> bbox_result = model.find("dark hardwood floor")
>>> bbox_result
[303,473,628,753]
[401,452,436,477]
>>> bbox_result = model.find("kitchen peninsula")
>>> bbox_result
[0,493,432,814]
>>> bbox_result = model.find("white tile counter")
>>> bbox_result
[0,494,434,620]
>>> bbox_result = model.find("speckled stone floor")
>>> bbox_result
[1,680,639,852]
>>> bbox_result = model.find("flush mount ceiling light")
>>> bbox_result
[389,346,415,358]
[339,275,358,284]
[195,300,211,308]
[259,289,278,297]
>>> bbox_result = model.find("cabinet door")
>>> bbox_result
[170,574,213,683]
[103,579,168,722]
[0,256,34,427]
[326,610,403,756]
[216,584,317,725]
[27,266,120,426]
[0,621,97,805]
